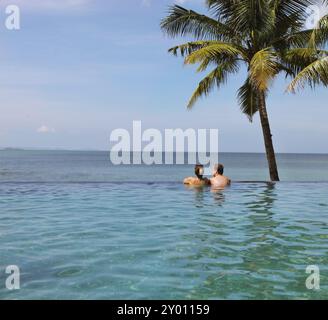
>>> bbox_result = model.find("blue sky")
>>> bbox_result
[0,0,327,153]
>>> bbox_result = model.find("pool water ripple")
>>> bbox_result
[0,182,327,299]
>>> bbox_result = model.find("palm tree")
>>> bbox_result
[161,0,321,181]
[288,4,328,91]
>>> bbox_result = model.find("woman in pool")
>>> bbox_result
[183,164,211,186]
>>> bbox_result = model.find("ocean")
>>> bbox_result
[1,150,328,182]
[0,150,327,299]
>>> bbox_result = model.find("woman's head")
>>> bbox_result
[194,164,204,179]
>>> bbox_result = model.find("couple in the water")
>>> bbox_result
[184,163,231,189]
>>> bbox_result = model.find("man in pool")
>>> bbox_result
[210,163,231,188]
[183,164,211,186]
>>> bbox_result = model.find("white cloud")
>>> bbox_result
[37,125,55,133]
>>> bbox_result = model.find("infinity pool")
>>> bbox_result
[0,182,327,299]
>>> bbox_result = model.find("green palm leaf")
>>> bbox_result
[284,47,328,70]
[309,13,328,48]
[160,5,236,41]
[249,48,280,91]
[237,78,260,122]
[184,42,244,65]
[288,56,328,92]
[169,40,225,57]
[187,60,239,109]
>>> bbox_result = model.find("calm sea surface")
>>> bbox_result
[0,150,327,299]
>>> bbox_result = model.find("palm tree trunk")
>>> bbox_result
[258,92,280,181]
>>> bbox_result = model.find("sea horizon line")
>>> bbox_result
[1,147,328,156]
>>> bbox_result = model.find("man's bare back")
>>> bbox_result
[210,175,231,188]
[210,164,231,189]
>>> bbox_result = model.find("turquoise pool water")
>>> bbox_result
[0,181,327,300]
[0,151,327,299]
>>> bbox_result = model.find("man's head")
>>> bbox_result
[194,164,204,179]
[213,163,224,176]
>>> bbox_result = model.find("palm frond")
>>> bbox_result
[211,0,278,36]
[283,48,316,74]
[288,56,328,92]
[187,60,239,109]
[237,77,260,122]
[169,40,223,57]
[184,42,244,66]
[249,48,280,91]
[206,0,237,21]
[309,13,328,48]
[160,5,236,41]
[169,40,210,57]
[273,0,313,18]
[283,29,315,47]
[271,11,304,45]
[283,47,327,74]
